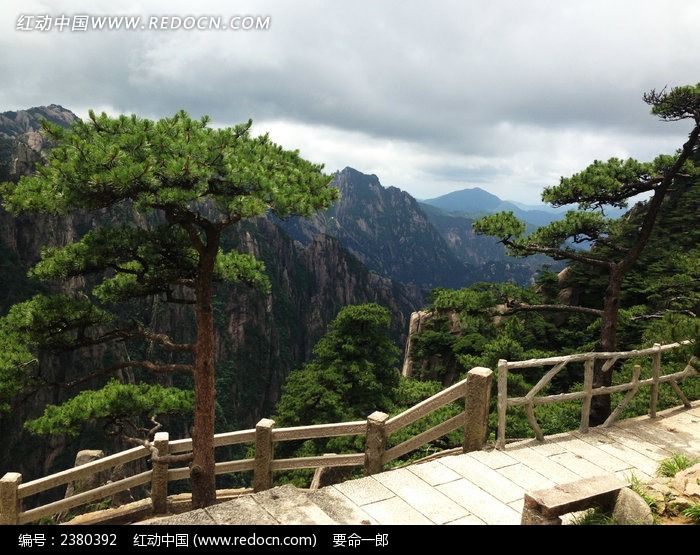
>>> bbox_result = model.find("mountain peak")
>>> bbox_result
[0,104,78,139]
[423,186,502,213]
[337,166,381,186]
[333,167,385,198]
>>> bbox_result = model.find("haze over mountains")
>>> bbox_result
[421,180,627,225]
[278,167,543,287]
[422,187,564,227]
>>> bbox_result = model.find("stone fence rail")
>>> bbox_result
[1,340,696,524]
[496,341,697,449]
[0,367,494,524]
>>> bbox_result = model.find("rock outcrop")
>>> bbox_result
[277,167,478,289]
[612,487,654,525]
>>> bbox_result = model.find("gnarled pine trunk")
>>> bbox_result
[190,239,218,508]
[590,265,623,426]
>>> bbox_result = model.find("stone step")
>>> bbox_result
[308,487,376,524]
[144,485,361,525]
[251,485,337,525]
[205,495,278,525]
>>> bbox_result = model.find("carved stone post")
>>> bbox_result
[151,432,169,514]
[463,367,493,452]
[650,343,661,418]
[0,472,22,524]
[364,411,389,475]
[496,359,508,449]
[253,418,275,492]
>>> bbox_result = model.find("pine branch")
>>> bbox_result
[630,309,697,321]
[108,361,193,374]
[122,417,194,464]
[138,328,195,352]
[501,237,612,269]
[49,326,195,353]
[620,123,700,273]
[500,302,604,317]
[581,177,664,207]
[591,237,628,254]
[48,358,192,389]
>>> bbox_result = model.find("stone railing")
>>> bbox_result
[495,341,697,449]
[3,340,695,524]
[0,367,494,524]
[0,446,152,525]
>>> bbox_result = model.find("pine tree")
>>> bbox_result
[474,84,700,424]
[0,111,337,507]
[274,304,400,426]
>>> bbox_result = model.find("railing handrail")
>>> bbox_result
[505,340,691,369]
[495,340,697,449]
[4,366,483,523]
[18,471,152,525]
[5,340,695,524]
[17,445,150,499]
[385,378,468,434]
[272,420,366,441]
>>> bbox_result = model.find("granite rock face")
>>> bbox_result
[0,104,77,140]
[0,107,422,483]
[277,167,479,289]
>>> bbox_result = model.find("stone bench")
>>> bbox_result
[521,475,627,525]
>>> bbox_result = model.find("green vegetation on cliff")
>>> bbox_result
[0,109,337,507]
[275,303,400,426]
[473,83,700,424]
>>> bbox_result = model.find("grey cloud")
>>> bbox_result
[0,0,696,202]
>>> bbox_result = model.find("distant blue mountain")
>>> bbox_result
[508,200,567,214]
[422,187,626,227]
[422,188,560,226]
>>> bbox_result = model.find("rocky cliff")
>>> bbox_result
[278,167,547,287]
[419,203,552,284]
[0,106,423,481]
[277,167,478,289]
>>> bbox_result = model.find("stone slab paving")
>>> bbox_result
[372,468,468,524]
[151,402,699,525]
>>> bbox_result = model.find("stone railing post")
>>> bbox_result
[496,359,508,450]
[0,472,22,524]
[463,367,493,452]
[364,411,388,476]
[151,432,169,514]
[253,418,275,492]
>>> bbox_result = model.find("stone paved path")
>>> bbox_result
[150,402,700,525]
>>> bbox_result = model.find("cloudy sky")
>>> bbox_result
[1,0,698,203]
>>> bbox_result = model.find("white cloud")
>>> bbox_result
[254,118,688,203]
[1,0,697,203]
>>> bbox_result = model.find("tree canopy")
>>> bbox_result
[26,380,194,438]
[473,83,700,423]
[275,303,401,426]
[0,110,338,507]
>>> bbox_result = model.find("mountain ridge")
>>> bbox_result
[422,187,562,227]
[276,167,479,289]
[0,104,77,139]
